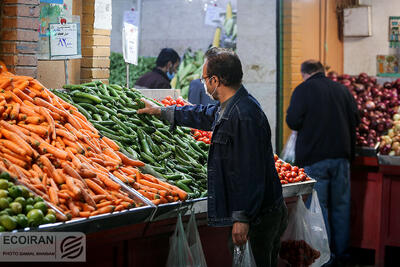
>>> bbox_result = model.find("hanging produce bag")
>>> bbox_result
[281,131,297,164]
[185,211,207,267]
[166,213,194,267]
[280,191,330,267]
[232,241,256,267]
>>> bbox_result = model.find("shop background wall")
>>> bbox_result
[237,0,277,148]
[111,0,237,56]
[344,0,400,75]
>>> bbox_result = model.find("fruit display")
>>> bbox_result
[157,96,212,144]
[379,113,400,155]
[55,82,209,199]
[0,171,56,231]
[0,63,188,222]
[280,240,321,267]
[328,72,400,147]
[109,52,156,86]
[274,155,311,184]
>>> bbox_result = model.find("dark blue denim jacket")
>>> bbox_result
[172,86,283,227]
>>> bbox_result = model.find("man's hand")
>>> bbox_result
[232,222,249,246]
[137,98,162,116]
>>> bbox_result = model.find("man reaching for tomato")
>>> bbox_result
[138,47,287,267]
[286,60,360,267]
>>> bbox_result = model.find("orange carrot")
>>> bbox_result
[18,123,48,136]
[79,211,91,218]
[90,205,115,216]
[55,128,76,141]
[96,201,113,209]
[9,103,20,120]
[115,151,145,167]
[49,187,59,205]
[114,205,125,212]
[64,175,82,198]
[20,104,39,116]
[0,152,28,168]
[39,155,65,184]
[0,139,27,156]
[13,88,33,102]
[102,136,120,151]
[97,172,121,190]
[38,107,55,140]
[85,179,108,195]
[137,179,171,192]
[67,199,80,217]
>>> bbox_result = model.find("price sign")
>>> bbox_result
[122,22,139,65]
[49,23,78,57]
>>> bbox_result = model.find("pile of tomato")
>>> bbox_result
[274,155,311,184]
[159,96,186,107]
[158,96,213,144]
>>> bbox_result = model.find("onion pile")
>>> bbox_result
[379,114,400,155]
[328,72,400,147]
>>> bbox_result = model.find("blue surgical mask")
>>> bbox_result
[167,71,175,80]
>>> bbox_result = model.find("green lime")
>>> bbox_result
[0,179,8,190]
[26,198,34,206]
[25,204,34,214]
[0,215,17,231]
[47,209,56,216]
[0,225,5,232]
[0,172,10,180]
[6,197,12,204]
[0,190,8,198]
[44,213,56,224]
[0,198,9,210]
[34,197,43,204]
[20,186,29,199]
[8,186,22,199]
[9,202,22,215]
[16,214,28,228]
[0,211,8,217]
[27,209,44,227]
[14,197,26,207]
[3,208,13,216]
[7,182,13,189]
[33,202,47,215]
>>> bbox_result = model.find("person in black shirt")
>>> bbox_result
[286,60,360,266]
[135,48,180,89]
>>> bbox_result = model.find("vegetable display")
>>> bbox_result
[109,52,156,86]
[328,72,400,147]
[0,171,56,231]
[274,155,311,184]
[56,82,209,199]
[170,50,204,99]
[157,96,212,144]
[0,64,187,221]
[379,113,400,155]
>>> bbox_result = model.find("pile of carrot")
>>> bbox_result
[0,62,187,220]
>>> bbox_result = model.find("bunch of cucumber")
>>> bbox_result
[53,81,209,199]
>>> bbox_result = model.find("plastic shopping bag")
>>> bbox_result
[166,213,194,267]
[232,241,256,267]
[306,190,331,267]
[185,211,207,267]
[281,131,297,164]
[280,191,330,267]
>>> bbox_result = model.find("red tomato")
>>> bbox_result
[292,166,299,173]
[283,163,291,170]
[299,168,305,173]
[291,171,297,178]
[274,154,279,161]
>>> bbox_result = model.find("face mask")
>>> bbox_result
[204,83,218,100]
[166,71,175,80]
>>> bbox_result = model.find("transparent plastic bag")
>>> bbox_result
[166,213,194,267]
[232,241,256,267]
[280,191,330,267]
[185,211,207,267]
[306,190,331,267]
[281,131,297,164]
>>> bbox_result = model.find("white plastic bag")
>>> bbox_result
[306,190,331,267]
[280,191,330,267]
[281,131,297,164]
[232,241,256,267]
[185,211,207,267]
[166,213,194,267]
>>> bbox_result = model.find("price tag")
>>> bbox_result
[49,23,78,57]
[122,22,139,65]
[204,5,223,27]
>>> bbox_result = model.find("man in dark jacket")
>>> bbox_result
[286,60,360,266]
[135,48,180,89]
[138,47,287,267]
[188,79,218,105]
